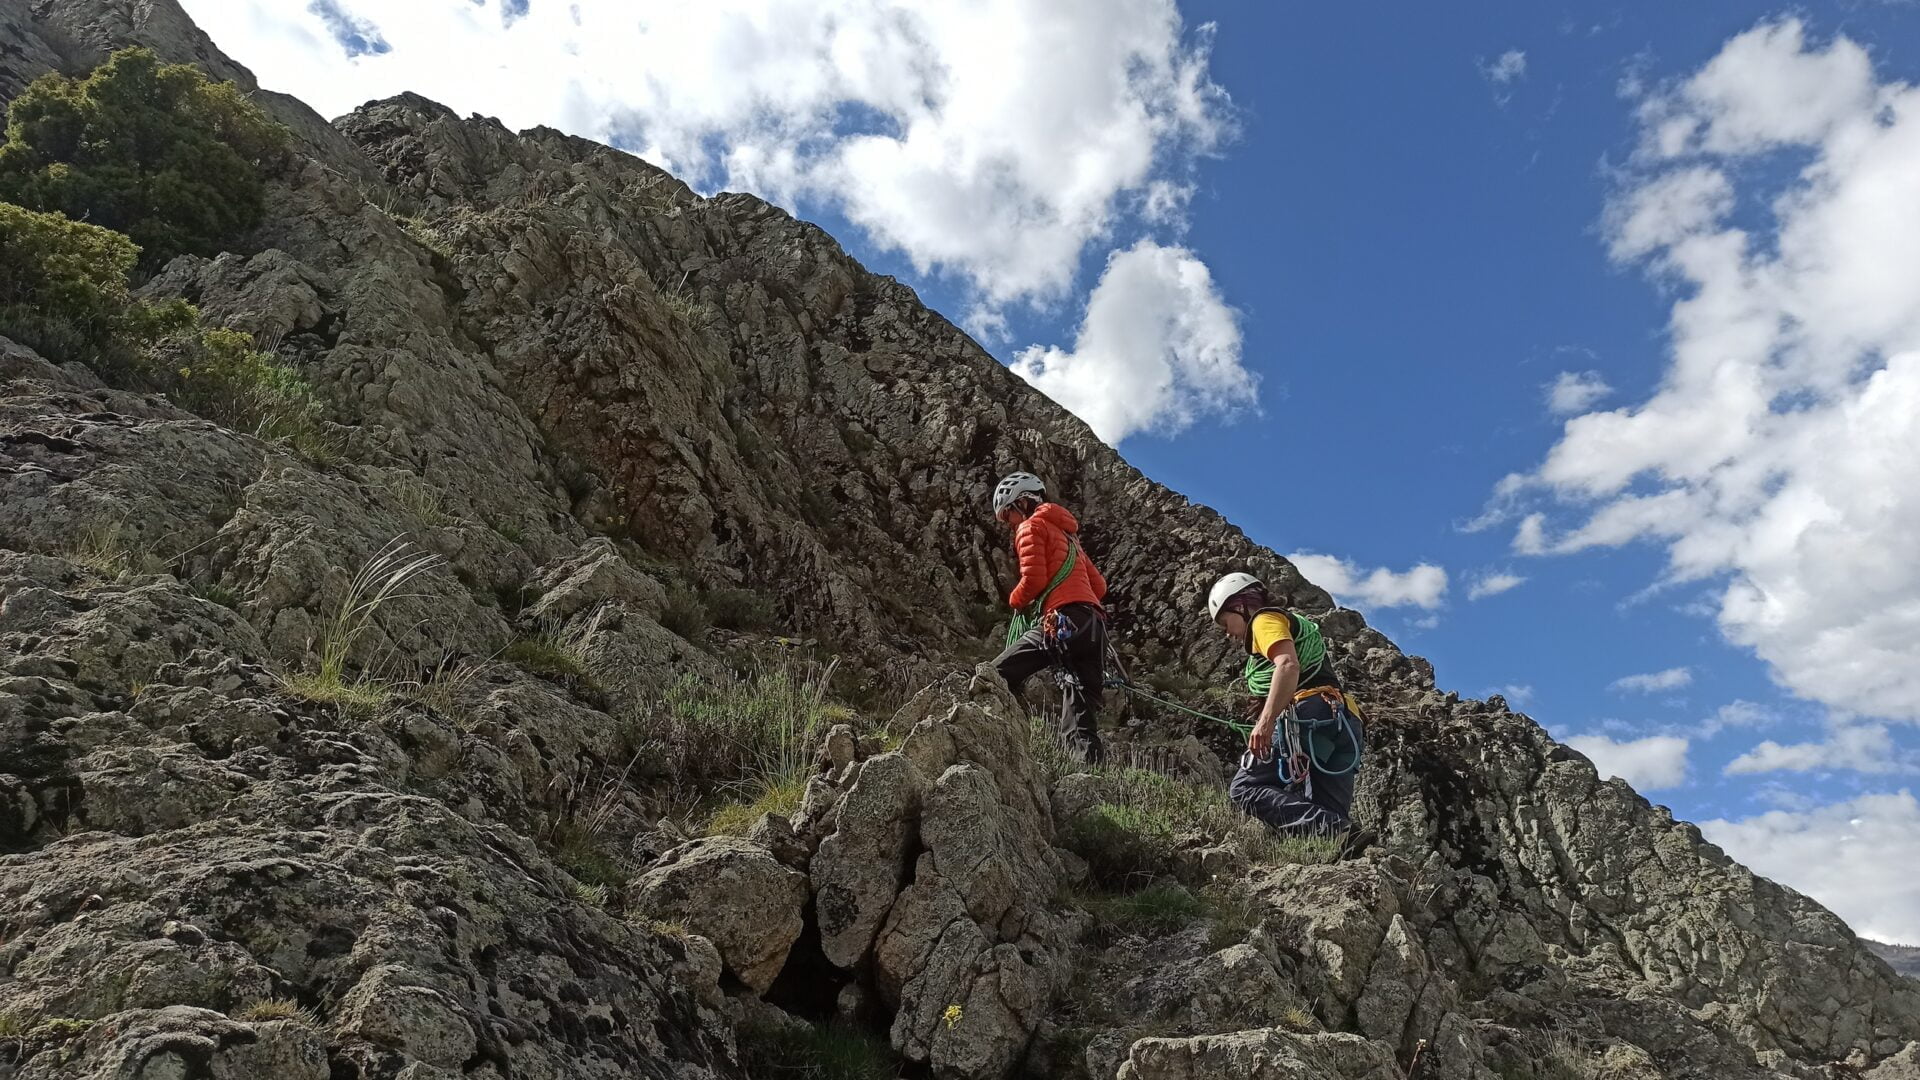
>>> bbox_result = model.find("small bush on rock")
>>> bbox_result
[658,584,708,641]
[0,48,286,270]
[0,200,193,367]
[0,203,330,459]
[705,586,776,632]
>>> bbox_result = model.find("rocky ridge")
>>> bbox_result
[2,3,1919,1078]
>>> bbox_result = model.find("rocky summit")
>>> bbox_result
[2,3,1918,1079]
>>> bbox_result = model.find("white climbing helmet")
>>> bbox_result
[1207,572,1263,621]
[991,472,1045,515]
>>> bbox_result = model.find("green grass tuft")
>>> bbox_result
[380,470,459,528]
[737,1020,898,1080]
[502,636,588,678]
[62,520,167,578]
[1079,882,1209,939]
[704,773,810,837]
[278,538,444,716]
[1056,764,1348,887]
[28,1017,91,1040]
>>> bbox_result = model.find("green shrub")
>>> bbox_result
[0,48,286,270]
[706,586,775,632]
[658,584,708,641]
[737,1020,897,1080]
[0,200,193,365]
[165,327,329,450]
[0,204,330,458]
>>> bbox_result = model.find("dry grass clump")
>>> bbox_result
[279,539,444,716]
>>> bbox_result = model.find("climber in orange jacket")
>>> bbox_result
[990,472,1108,765]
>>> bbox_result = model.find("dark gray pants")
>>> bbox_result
[1228,696,1363,836]
[994,602,1105,765]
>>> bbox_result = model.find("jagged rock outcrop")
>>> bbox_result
[3,3,1919,1079]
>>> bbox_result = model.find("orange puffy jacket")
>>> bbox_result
[1009,503,1107,614]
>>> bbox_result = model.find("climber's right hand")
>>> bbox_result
[1249,713,1276,760]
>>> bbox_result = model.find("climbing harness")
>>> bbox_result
[1004,539,1079,647]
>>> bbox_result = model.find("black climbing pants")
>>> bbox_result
[993,602,1106,766]
[1228,694,1364,836]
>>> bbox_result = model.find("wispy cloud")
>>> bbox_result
[1467,570,1527,600]
[1610,667,1692,694]
[1725,724,1915,776]
[1481,49,1528,85]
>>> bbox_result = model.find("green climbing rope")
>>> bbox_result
[1109,680,1252,737]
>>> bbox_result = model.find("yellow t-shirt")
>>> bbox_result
[1249,612,1294,662]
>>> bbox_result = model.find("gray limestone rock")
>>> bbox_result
[628,837,809,996]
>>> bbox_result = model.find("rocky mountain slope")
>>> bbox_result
[1874,943,1920,981]
[2,3,1918,1078]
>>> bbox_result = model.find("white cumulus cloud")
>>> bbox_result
[1725,723,1913,776]
[1287,552,1449,611]
[1702,791,1920,944]
[1564,733,1691,791]
[1610,667,1693,694]
[1504,18,1920,721]
[183,0,1229,310]
[1467,570,1527,600]
[180,1,1250,434]
[1011,241,1251,443]
[1545,370,1613,415]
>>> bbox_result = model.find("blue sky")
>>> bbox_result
[186,0,1920,942]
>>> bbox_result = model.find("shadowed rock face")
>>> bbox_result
[2,4,1918,1079]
